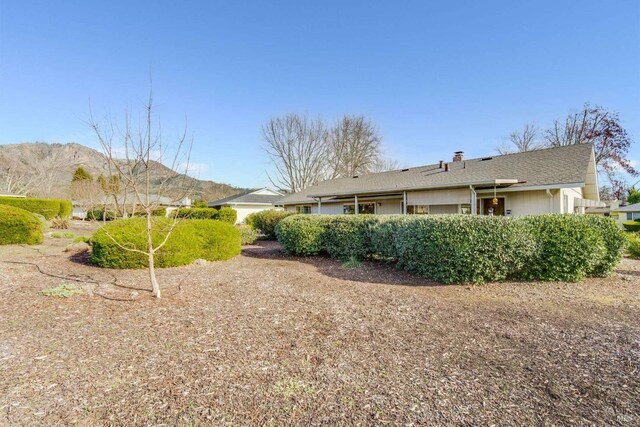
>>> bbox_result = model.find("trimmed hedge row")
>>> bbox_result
[0,205,43,245]
[246,210,295,238]
[90,218,241,269]
[173,206,237,224]
[0,196,71,220]
[275,214,625,283]
[622,221,640,232]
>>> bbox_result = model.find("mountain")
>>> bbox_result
[0,142,249,201]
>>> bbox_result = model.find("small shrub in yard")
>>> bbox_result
[246,210,295,239]
[88,208,116,221]
[0,196,62,219]
[237,224,258,245]
[626,233,640,259]
[583,215,626,277]
[342,256,362,269]
[51,232,75,239]
[50,216,70,229]
[218,207,237,224]
[55,199,73,218]
[0,205,43,245]
[91,218,241,269]
[275,215,332,256]
[622,221,640,232]
[41,284,83,297]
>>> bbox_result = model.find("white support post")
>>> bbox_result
[402,191,407,214]
[317,197,322,214]
[354,195,359,214]
[470,186,477,215]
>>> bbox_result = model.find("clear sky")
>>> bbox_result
[1,1,639,189]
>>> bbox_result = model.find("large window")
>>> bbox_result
[407,205,429,214]
[296,206,311,214]
[343,203,375,214]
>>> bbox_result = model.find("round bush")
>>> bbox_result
[0,205,43,245]
[583,216,626,277]
[246,210,295,239]
[218,207,237,224]
[0,197,61,219]
[237,224,258,245]
[622,221,640,232]
[90,218,241,269]
[520,215,606,282]
[395,215,536,284]
[275,215,332,256]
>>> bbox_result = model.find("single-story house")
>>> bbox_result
[208,188,283,224]
[611,202,640,228]
[278,144,603,216]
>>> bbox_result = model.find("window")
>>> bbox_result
[460,204,471,214]
[343,203,375,214]
[296,206,311,214]
[628,212,634,221]
[407,205,429,214]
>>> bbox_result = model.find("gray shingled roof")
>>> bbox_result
[208,191,283,207]
[614,203,640,212]
[279,144,594,205]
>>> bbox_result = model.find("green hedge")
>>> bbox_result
[173,207,219,219]
[246,210,295,239]
[88,208,116,221]
[237,224,258,245]
[0,205,43,245]
[0,197,62,220]
[218,207,237,224]
[91,218,241,269]
[623,221,640,231]
[275,214,624,284]
[56,199,73,218]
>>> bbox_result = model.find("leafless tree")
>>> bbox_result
[0,167,37,195]
[370,157,400,173]
[32,149,66,198]
[496,123,540,154]
[328,115,382,178]
[263,113,329,193]
[88,90,194,298]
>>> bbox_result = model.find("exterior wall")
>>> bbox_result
[377,199,402,214]
[407,188,470,205]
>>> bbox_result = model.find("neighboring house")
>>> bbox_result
[611,202,640,228]
[278,144,603,216]
[208,188,283,224]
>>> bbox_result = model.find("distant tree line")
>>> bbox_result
[263,113,397,193]
[497,104,636,200]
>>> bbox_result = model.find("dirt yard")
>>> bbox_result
[0,221,638,426]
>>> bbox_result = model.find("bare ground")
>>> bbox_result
[0,221,638,426]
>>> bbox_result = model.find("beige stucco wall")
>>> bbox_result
[233,205,282,224]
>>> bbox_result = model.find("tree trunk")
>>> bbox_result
[146,214,161,298]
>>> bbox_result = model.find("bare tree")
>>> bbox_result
[496,123,540,154]
[88,90,194,298]
[370,157,400,173]
[263,113,329,193]
[545,104,637,199]
[328,115,382,178]
[0,167,37,195]
[33,149,66,198]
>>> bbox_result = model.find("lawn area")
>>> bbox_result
[0,221,638,425]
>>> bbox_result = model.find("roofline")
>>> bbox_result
[305,178,522,199]
[211,202,280,206]
[475,182,586,193]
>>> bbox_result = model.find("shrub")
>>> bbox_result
[520,215,606,282]
[56,199,73,218]
[367,215,409,259]
[237,224,258,245]
[0,196,61,219]
[394,215,536,284]
[323,215,378,260]
[90,218,241,269]
[0,205,43,245]
[218,207,237,224]
[275,215,332,256]
[622,221,640,231]
[583,216,626,277]
[51,232,75,239]
[50,216,70,229]
[173,207,219,219]
[626,233,640,259]
[87,208,116,221]
[152,207,167,217]
[246,210,295,239]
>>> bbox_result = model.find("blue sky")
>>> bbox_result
[1,1,639,188]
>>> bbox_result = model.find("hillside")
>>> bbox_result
[0,142,247,202]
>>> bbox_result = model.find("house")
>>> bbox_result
[278,144,603,216]
[208,188,283,224]
[611,202,640,228]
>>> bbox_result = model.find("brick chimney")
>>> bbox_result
[453,151,464,162]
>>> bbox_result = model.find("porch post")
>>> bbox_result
[470,185,477,215]
[402,191,407,214]
[317,197,322,214]
[354,195,359,214]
